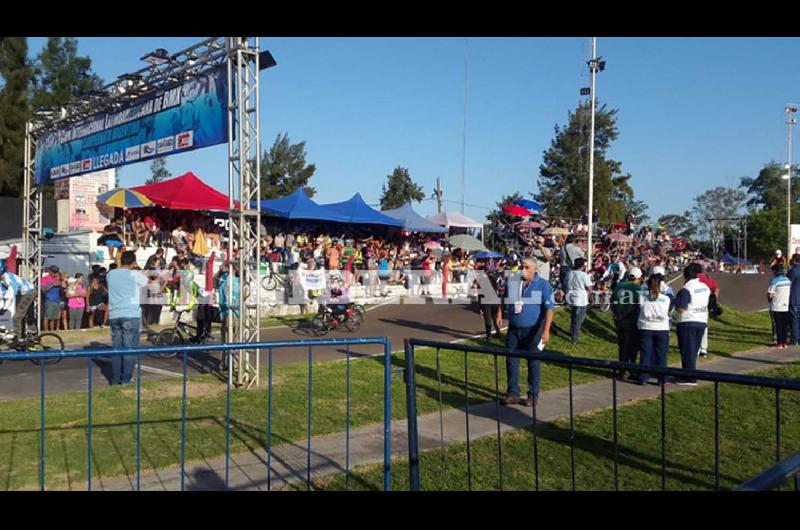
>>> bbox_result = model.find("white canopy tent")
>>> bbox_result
[426,211,484,242]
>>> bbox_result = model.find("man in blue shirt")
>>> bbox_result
[786,254,800,345]
[107,251,147,385]
[502,258,555,408]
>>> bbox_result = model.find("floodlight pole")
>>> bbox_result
[785,104,797,260]
[586,37,598,267]
[226,37,262,388]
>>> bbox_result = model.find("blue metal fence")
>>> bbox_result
[404,338,800,491]
[0,336,392,491]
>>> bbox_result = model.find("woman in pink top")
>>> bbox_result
[67,273,87,330]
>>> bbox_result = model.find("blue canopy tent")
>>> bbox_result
[321,193,403,227]
[721,253,753,267]
[381,202,447,233]
[251,188,350,222]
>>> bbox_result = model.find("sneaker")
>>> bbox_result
[698,350,708,358]
[520,393,537,408]
[780,343,788,350]
[502,394,521,406]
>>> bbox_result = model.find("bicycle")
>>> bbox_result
[311,304,364,336]
[152,309,210,358]
[0,327,65,365]
[261,259,286,291]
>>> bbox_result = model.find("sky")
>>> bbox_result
[25,37,800,223]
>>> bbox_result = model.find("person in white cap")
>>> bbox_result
[611,266,643,380]
[771,250,787,270]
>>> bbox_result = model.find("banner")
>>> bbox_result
[299,270,327,291]
[35,65,228,184]
[790,224,800,256]
[55,169,116,232]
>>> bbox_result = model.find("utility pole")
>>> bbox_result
[434,177,443,213]
[786,104,797,258]
[586,37,605,267]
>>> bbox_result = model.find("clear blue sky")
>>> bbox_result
[26,37,800,222]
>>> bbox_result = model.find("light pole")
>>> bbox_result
[786,104,798,258]
[586,38,605,266]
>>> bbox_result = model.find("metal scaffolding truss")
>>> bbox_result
[226,37,262,388]
[22,36,264,388]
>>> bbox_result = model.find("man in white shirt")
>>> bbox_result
[767,264,792,348]
[566,258,593,344]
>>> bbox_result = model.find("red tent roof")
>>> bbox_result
[132,172,232,211]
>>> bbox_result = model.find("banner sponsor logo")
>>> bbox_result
[82,159,92,171]
[142,141,156,158]
[176,130,193,149]
[125,145,140,162]
[156,136,174,154]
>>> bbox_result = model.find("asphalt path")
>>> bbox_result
[0,299,487,400]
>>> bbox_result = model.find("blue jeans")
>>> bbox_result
[505,324,544,399]
[676,323,705,382]
[570,305,588,344]
[638,329,669,384]
[790,305,800,345]
[110,318,141,385]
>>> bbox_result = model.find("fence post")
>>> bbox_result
[404,340,420,491]
[383,339,392,491]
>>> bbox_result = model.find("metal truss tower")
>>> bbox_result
[226,37,262,388]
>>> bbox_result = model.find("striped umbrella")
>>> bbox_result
[96,188,153,245]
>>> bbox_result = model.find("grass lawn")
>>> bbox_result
[0,305,773,490]
[298,362,800,491]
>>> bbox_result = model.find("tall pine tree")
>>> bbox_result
[0,37,33,197]
[31,37,104,111]
[536,101,634,223]
[255,133,316,199]
[379,166,425,210]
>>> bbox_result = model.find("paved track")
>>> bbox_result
[0,299,486,400]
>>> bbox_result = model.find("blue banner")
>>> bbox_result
[35,65,228,184]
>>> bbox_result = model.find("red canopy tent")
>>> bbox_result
[132,172,233,210]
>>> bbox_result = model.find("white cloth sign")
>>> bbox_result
[299,270,327,291]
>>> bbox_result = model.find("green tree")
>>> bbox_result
[688,186,747,259]
[145,157,171,185]
[255,133,316,199]
[657,213,697,239]
[739,161,800,211]
[536,101,635,223]
[484,192,525,252]
[744,206,800,263]
[0,37,32,197]
[30,37,104,111]
[378,166,425,210]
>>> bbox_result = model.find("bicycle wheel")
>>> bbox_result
[29,333,64,365]
[262,274,278,291]
[152,328,182,358]
[353,304,366,317]
[344,312,363,332]
[310,313,331,336]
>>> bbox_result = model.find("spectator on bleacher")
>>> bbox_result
[99,218,124,260]
[145,247,167,272]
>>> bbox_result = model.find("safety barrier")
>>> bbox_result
[403,338,800,491]
[0,337,392,491]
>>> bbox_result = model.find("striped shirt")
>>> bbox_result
[768,274,792,312]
